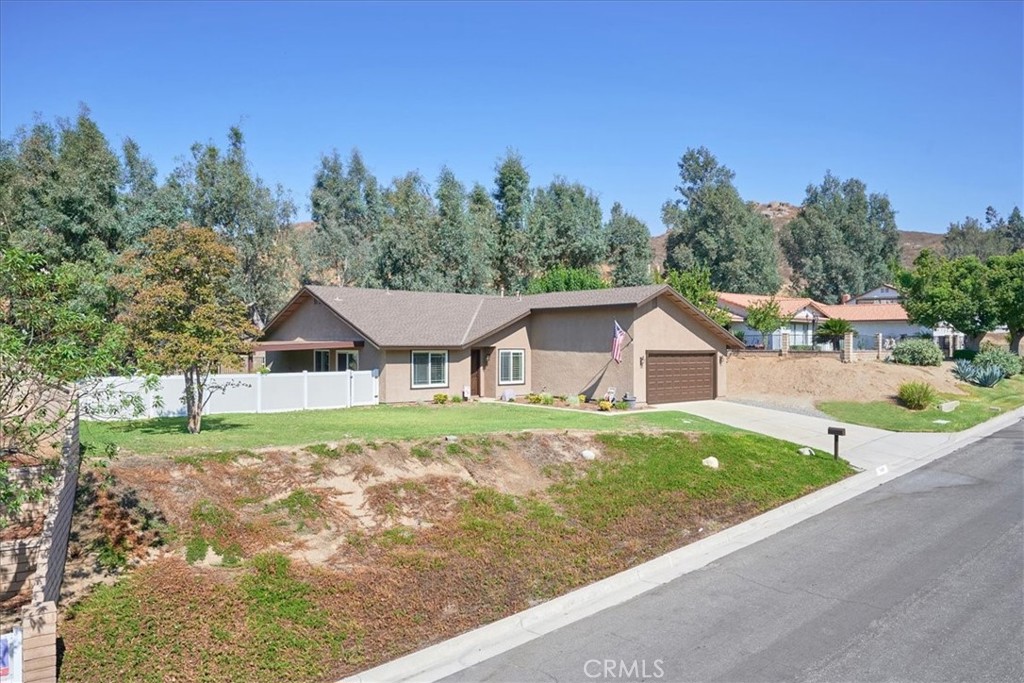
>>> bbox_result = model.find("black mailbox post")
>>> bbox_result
[827,426,846,460]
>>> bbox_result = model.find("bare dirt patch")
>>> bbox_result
[728,355,968,409]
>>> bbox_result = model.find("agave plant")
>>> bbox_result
[973,365,1005,388]
[953,359,978,383]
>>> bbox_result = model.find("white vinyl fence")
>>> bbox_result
[80,370,379,421]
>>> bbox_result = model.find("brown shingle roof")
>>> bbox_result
[266,284,742,349]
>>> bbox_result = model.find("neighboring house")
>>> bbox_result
[256,284,743,404]
[716,294,823,348]
[718,291,932,350]
[844,284,901,305]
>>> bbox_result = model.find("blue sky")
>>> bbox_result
[1,1,1021,234]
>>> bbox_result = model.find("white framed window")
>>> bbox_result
[411,350,448,388]
[314,349,330,372]
[337,351,358,371]
[498,349,525,385]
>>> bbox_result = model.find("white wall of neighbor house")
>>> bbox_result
[853,321,930,341]
[634,295,729,399]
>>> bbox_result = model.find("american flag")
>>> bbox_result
[611,320,626,364]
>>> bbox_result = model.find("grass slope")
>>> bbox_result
[819,375,1024,432]
[80,403,735,455]
[60,431,851,682]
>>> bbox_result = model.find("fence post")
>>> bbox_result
[347,370,353,408]
[876,333,883,360]
[302,371,309,411]
[841,332,855,363]
[255,373,262,414]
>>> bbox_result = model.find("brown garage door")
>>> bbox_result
[646,352,716,403]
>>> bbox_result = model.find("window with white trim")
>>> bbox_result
[411,351,448,388]
[337,351,358,371]
[314,349,330,372]
[498,349,525,385]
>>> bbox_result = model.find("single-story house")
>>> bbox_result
[257,284,744,404]
[717,294,824,348]
[844,284,901,305]
[718,290,935,350]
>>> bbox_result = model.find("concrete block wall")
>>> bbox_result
[1,414,80,682]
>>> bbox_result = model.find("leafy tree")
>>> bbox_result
[988,250,1024,354]
[999,206,1024,252]
[662,147,780,294]
[1,248,125,500]
[492,150,531,293]
[116,226,256,434]
[434,168,492,293]
[815,318,855,348]
[467,182,499,290]
[526,265,607,294]
[375,172,439,291]
[308,149,383,287]
[118,138,186,246]
[745,297,787,341]
[606,202,652,287]
[782,171,900,303]
[660,267,730,326]
[943,211,1012,260]
[897,251,999,350]
[529,178,605,271]
[173,127,296,328]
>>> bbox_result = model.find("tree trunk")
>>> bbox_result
[185,366,202,434]
[964,333,986,352]
[1010,329,1023,356]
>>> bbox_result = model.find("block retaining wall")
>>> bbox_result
[1,414,80,683]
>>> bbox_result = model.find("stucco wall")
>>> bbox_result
[269,297,365,341]
[530,307,636,400]
[634,296,729,399]
[380,348,471,403]
[852,321,930,340]
[473,320,531,399]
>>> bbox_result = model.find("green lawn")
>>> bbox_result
[81,402,737,455]
[819,375,1024,432]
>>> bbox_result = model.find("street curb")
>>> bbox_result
[341,408,1024,683]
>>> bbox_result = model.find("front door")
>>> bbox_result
[470,349,481,396]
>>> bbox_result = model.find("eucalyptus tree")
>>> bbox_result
[606,202,653,286]
[662,147,780,294]
[492,150,531,293]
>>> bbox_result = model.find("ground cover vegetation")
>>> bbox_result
[59,426,852,682]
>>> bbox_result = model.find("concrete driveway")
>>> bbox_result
[664,399,954,472]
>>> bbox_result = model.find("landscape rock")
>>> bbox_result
[939,401,960,413]
[798,447,814,456]
[932,419,951,425]
[581,450,596,461]
[702,456,720,469]
[444,435,458,443]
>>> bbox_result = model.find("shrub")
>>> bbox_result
[577,394,587,404]
[598,400,613,411]
[973,347,1022,378]
[614,400,630,410]
[897,381,936,410]
[540,393,554,405]
[432,393,448,405]
[891,339,943,366]
[973,365,1005,388]
[952,359,978,383]
[450,394,463,403]
[952,349,977,362]
[526,393,543,404]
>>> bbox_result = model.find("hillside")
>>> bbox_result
[650,201,945,292]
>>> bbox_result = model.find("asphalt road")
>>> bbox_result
[443,420,1024,683]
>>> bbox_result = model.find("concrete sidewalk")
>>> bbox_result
[341,404,1024,683]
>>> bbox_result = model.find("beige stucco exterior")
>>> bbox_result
[262,290,734,404]
[632,296,730,398]
[530,307,637,400]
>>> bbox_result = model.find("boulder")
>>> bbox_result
[702,456,720,469]
[939,401,960,413]
[444,435,458,443]
[581,449,596,461]
[798,447,814,456]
